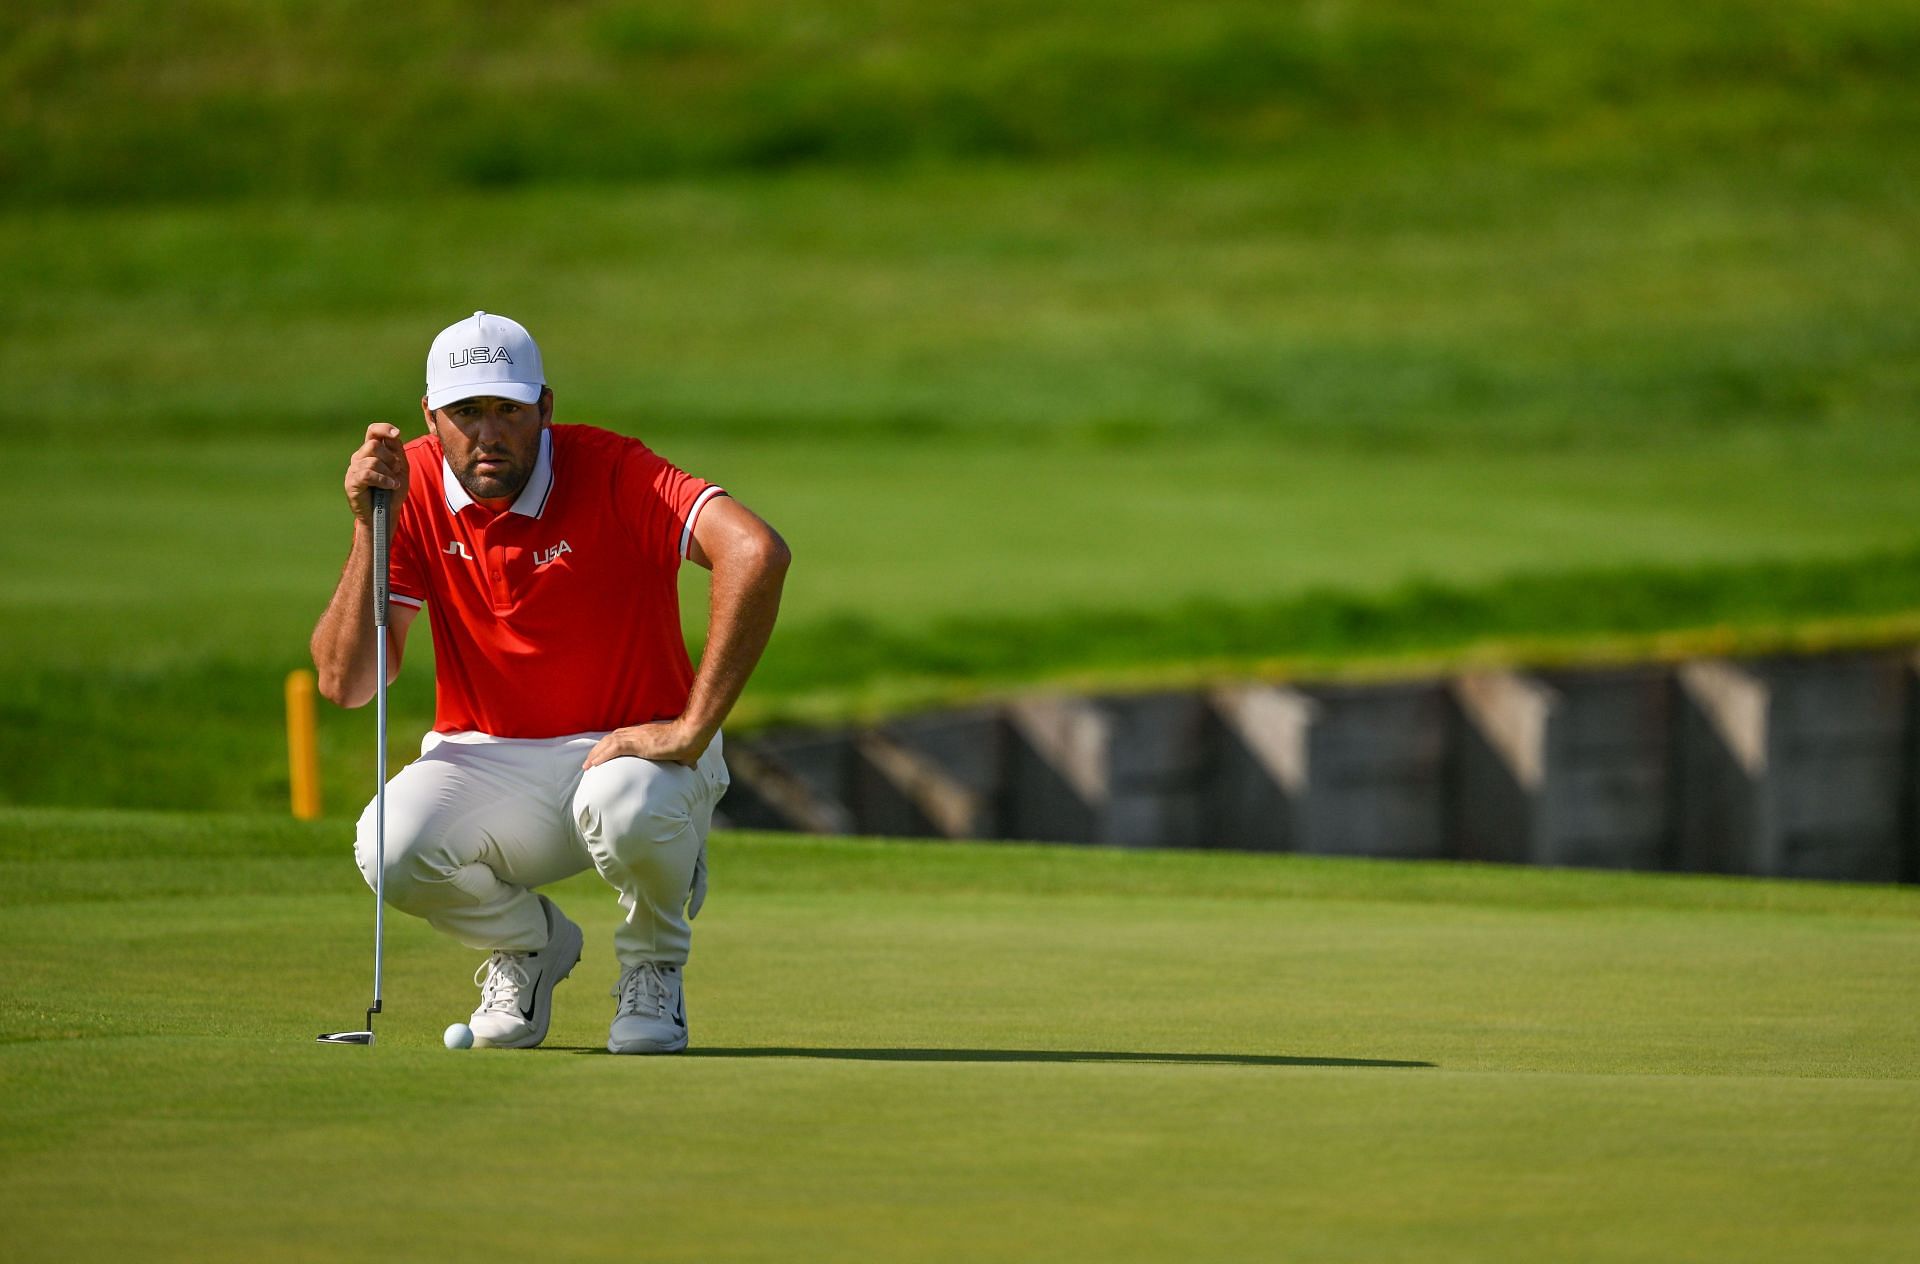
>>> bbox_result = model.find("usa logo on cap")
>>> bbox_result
[425,311,546,410]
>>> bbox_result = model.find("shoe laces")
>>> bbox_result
[612,962,675,1020]
[474,951,532,1015]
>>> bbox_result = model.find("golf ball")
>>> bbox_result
[443,1022,474,1050]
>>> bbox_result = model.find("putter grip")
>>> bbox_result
[370,486,391,629]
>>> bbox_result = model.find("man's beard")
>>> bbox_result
[454,453,530,502]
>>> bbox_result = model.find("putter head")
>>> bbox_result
[316,1030,375,1045]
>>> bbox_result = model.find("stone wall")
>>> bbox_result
[717,649,1920,883]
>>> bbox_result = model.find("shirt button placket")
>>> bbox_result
[486,536,509,608]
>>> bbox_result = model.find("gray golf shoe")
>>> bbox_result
[608,961,688,1054]
[469,894,582,1049]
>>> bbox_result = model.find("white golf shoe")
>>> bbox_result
[469,894,582,1049]
[608,961,688,1054]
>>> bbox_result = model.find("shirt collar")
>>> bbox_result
[441,428,555,519]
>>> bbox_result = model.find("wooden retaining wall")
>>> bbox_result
[716,649,1920,883]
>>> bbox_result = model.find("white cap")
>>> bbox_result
[424,311,546,410]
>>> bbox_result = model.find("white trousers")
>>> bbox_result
[354,730,729,968]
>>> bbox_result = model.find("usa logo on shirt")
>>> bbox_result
[535,540,572,567]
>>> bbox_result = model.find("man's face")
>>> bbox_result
[422,390,552,503]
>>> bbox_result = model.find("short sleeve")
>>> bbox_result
[615,439,725,567]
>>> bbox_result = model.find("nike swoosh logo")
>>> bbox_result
[519,969,545,1021]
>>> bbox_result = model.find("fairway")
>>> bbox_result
[6,809,1916,1261]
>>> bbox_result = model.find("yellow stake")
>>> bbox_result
[285,668,322,820]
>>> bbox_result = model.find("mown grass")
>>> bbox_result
[4,808,1917,1261]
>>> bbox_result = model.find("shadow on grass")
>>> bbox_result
[555,1045,1432,1067]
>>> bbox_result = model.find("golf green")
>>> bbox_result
[5,808,1916,1261]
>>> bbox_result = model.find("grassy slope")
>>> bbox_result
[12,158,1919,448]
[7,1,1918,202]
[4,808,1917,1261]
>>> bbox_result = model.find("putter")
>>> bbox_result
[318,484,391,1046]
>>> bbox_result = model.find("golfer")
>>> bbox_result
[311,312,789,1053]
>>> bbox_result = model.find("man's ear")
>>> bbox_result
[420,395,438,436]
[539,387,555,426]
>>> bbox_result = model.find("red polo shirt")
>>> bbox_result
[388,424,726,738]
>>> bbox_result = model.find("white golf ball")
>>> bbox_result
[443,1022,474,1050]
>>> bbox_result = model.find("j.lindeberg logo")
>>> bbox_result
[535,540,572,567]
[449,346,513,368]
[444,541,473,559]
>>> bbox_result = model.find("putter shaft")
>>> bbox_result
[320,485,390,1046]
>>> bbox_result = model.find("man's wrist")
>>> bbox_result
[674,713,721,750]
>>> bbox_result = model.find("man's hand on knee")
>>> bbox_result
[583,719,711,770]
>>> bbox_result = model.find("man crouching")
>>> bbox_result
[311,311,789,1052]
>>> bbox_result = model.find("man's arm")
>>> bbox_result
[583,495,791,769]
[312,422,419,708]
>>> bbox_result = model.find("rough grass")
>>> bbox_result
[4,808,1917,1261]
[6,0,1918,203]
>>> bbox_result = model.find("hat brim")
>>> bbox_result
[426,380,544,410]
